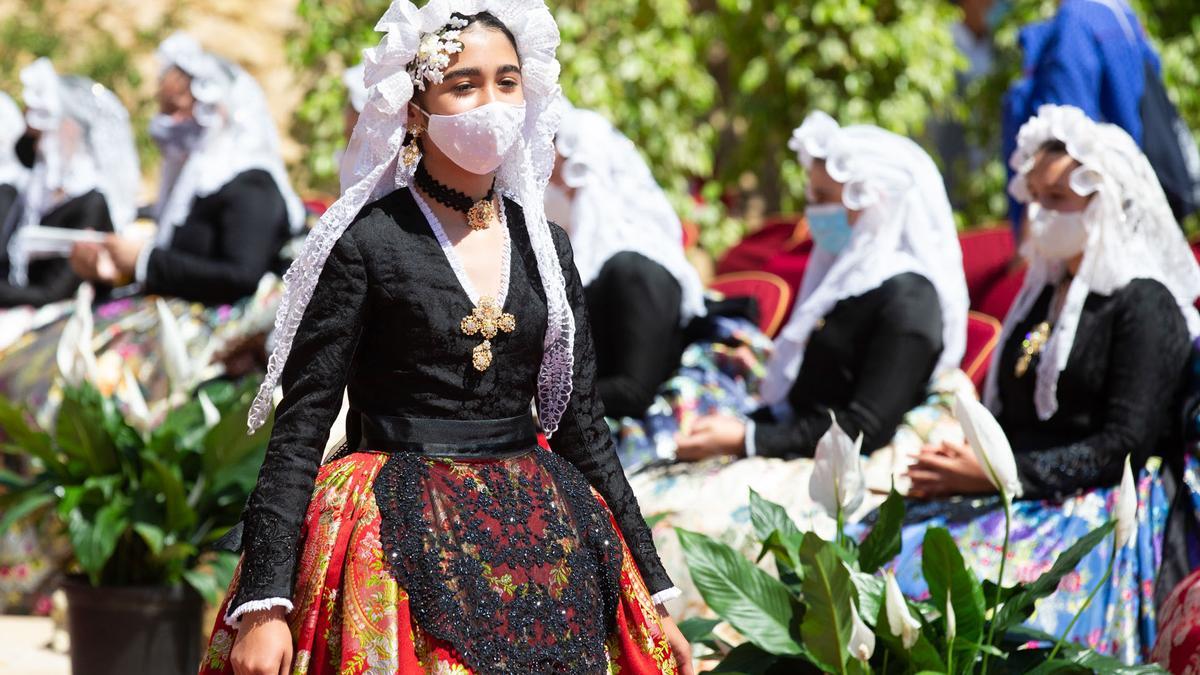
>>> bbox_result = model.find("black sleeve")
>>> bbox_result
[0,191,114,308]
[589,253,683,418]
[545,226,674,595]
[229,227,368,612]
[143,174,286,305]
[753,277,943,458]
[1014,280,1189,500]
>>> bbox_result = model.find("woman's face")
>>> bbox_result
[1026,150,1092,213]
[158,66,196,120]
[410,23,523,118]
[807,160,862,225]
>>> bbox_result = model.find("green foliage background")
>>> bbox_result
[0,0,1196,252]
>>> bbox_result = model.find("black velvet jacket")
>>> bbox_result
[143,169,289,305]
[231,188,672,613]
[0,189,113,308]
[996,278,1190,500]
[585,251,686,418]
[751,272,945,458]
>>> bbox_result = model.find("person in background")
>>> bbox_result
[0,59,139,309]
[896,105,1199,662]
[0,92,28,233]
[342,62,366,144]
[69,32,304,307]
[628,112,972,618]
[1002,0,1163,232]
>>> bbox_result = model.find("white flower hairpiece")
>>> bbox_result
[408,16,469,91]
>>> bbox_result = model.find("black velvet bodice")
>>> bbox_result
[751,272,945,458]
[233,188,671,614]
[996,277,1190,500]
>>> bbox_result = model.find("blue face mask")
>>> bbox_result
[806,203,853,254]
[985,0,1012,32]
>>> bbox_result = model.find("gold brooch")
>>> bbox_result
[467,198,496,231]
[461,295,516,371]
[1014,321,1051,378]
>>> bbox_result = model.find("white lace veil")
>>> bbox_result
[553,101,706,323]
[248,0,571,434]
[0,92,29,191]
[153,33,305,248]
[760,111,970,405]
[983,104,1200,419]
[8,59,139,285]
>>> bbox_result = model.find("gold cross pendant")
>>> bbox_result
[460,295,516,371]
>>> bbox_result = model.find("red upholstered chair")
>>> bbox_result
[962,311,1002,390]
[960,225,1025,320]
[715,215,808,276]
[303,198,331,218]
[709,271,793,337]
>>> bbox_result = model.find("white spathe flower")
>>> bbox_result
[1114,455,1138,549]
[945,591,956,644]
[809,412,865,518]
[56,283,98,387]
[156,299,193,395]
[117,367,154,431]
[954,393,1023,499]
[198,390,220,430]
[884,571,921,649]
[848,600,876,663]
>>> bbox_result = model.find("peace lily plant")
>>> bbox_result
[676,395,1158,674]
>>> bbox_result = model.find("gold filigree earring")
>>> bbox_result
[402,124,424,168]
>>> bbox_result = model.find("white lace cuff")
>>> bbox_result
[650,586,681,606]
[743,419,758,458]
[223,597,294,629]
[134,243,155,284]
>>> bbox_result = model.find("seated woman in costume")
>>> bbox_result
[0,59,138,310]
[627,112,971,617]
[547,102,771,470]
[0,36,300,426]
[890,105,1198,663]
[70,32,304,306]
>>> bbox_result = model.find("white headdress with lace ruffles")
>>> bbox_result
[760,111,970,405]
[8,59,139,285]
[153,33,305,248]
[554,101,706,323]
[983,104,1200,419]
[0,92,28,191]
[247,0,571,434]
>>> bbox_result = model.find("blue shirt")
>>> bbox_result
[1002,0,1160,230]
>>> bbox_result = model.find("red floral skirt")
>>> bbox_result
[199,451,678,674]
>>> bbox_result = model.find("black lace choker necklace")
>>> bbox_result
[415,162,497,231]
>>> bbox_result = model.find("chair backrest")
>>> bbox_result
[709,271,793,338]
[716,215,808,276]
[960,225,1026,321]
[962,310,1003,390]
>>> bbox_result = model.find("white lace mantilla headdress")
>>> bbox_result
[983,104,1200,419]
[0,92,29,191]
[760,111,970,405]
[248,0,570,434]
[343,63,368,114]
[8,59,139,286]
[554,101,706,323]
[152,32,305,249]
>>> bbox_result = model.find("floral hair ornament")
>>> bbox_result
[408,16,469,91]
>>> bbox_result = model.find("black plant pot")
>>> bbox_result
[63,578,202,675]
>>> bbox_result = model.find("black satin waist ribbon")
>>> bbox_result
[357,412,538,458]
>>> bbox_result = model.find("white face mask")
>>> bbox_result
[543,182,574,231]
[421,101,526,175]
[1028,203,1089,261]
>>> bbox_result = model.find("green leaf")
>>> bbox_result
[993,520,1116,634]
[850,571,883,626]
[182,552,238,607]
[676,528,803,656]
[0,396,62,474]
[710,641,780,673]
[56,384,119,475]
[920,527,985,670]
[68,497,130,585]
[1024,649,1167,674]
[644,511,671,528]
[133,522,166,556]
[798,532,855,674]
[143,456,195,534]
[677,616,721,645]
[750,488,802,545]
[0,491,54,535]
[201,382,271,480]
[858,488,905,573]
